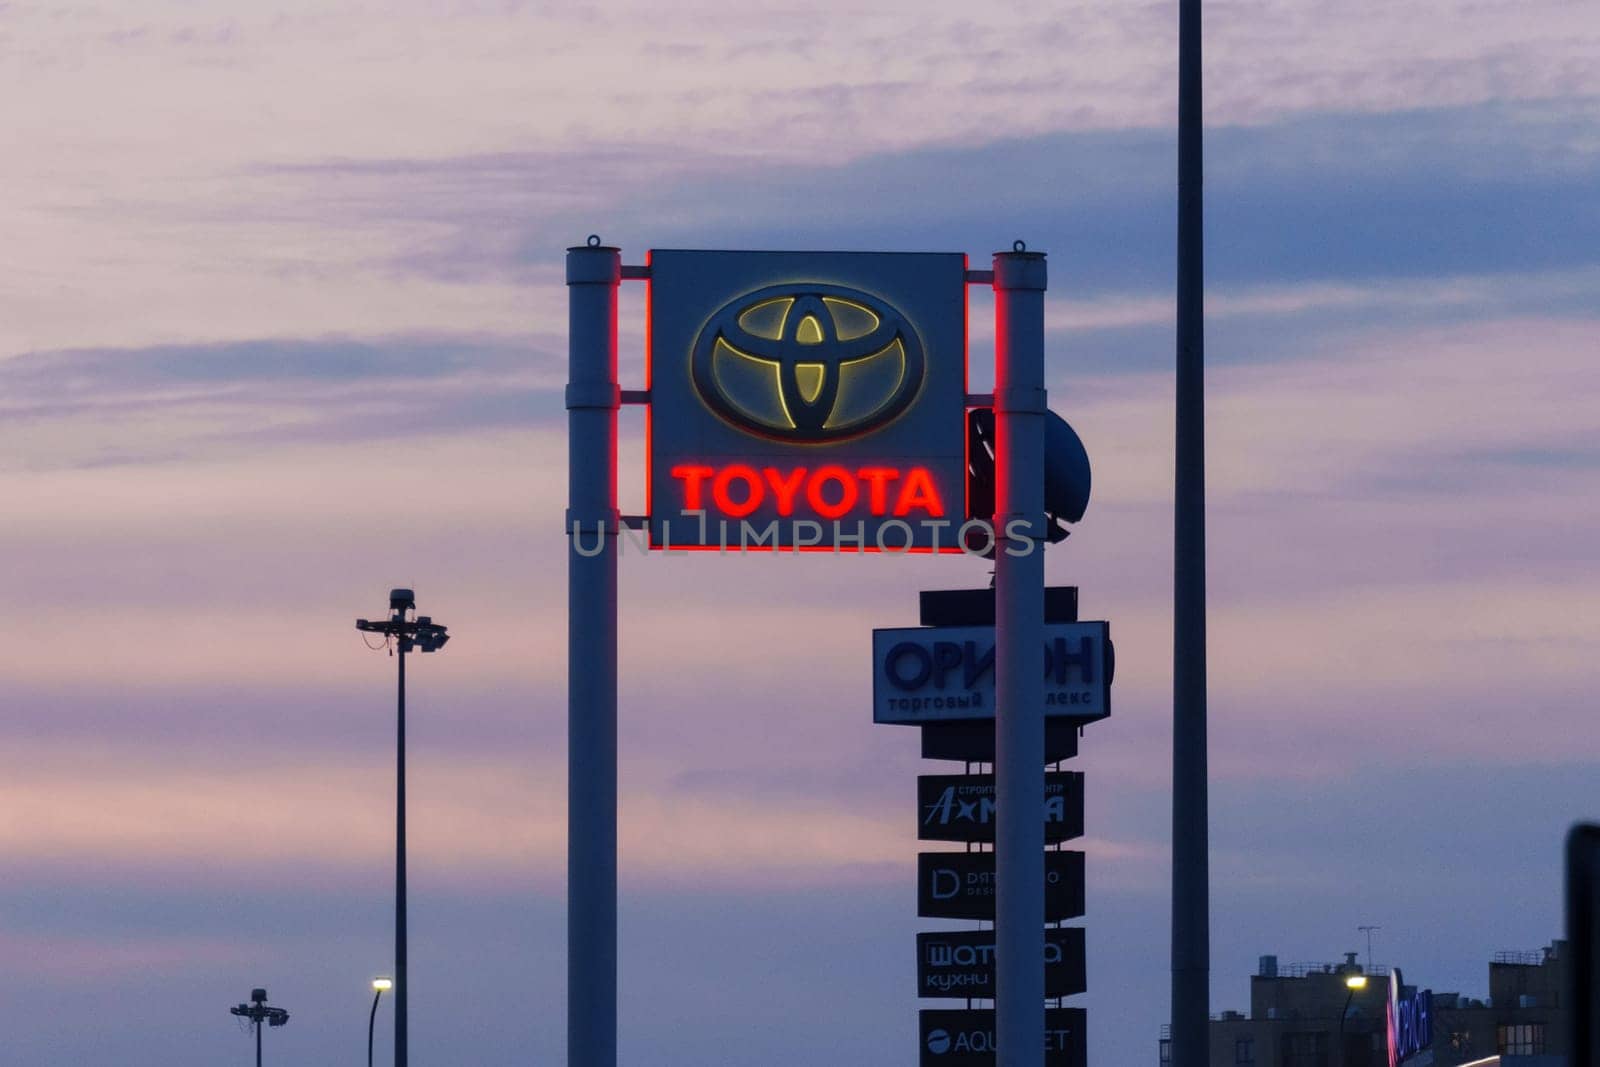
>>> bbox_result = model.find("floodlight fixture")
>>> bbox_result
[355,599,450,655]
[229,987,289,1066]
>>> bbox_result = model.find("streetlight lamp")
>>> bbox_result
[1338,973,1369,1065]
[368,978,393,1067]
[356,588,451,1067]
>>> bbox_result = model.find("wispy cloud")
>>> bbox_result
[4,4,1598,1064]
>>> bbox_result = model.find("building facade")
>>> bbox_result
[1157,941,1570,1067]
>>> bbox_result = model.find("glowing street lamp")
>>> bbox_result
[1339,972,1370,1061]
[368,977,393,1067]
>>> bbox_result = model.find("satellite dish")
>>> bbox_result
[966,407,1092,553]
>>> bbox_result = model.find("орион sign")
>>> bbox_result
[647,251,968,550]
[872,622,1112,725]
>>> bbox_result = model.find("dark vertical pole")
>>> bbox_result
[395,642,408,1067]
[256,1020,263,1067]
[567,240,621,1067]
[1171,0,1210,1063]
[1338,991,1355,1065]
[369,989,382,1067]
[993,246,1048,1067]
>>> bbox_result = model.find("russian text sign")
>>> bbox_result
[919,1007,1086,1066]
[919,772,1084,844]
[648,250,967,550]
[917,851,1084,921]
[917,927,1086,1000]
[874,622,1111,724]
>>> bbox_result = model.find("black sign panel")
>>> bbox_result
[919,1007,1086,1066]
[917,927,1086,1000]
[919,720,1080,764]
[917,851,1084,921]
[919,773,1084,844]
[918,587,1078,627]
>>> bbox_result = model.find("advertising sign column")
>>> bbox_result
[566,241,1084,1061]
[883,585,1103,1067]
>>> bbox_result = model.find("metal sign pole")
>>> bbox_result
[993,245,1048,1066]
[566,239,621,1067]
[1171,0,1211,1060]
[395,640,407,1067]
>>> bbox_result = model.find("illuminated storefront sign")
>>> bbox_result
[872,622,1112,724]
[1387,969,1434,1067]
[648,250,967,549]
[667,463,945,519]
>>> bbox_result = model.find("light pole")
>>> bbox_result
[1339,973,1369,1064]
[357,589,450,1067]
[368,977,392,1067]
[1171,0,1211,1061]
[229,987,289,1067]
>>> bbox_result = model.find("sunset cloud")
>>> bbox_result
[3,1,1598,1063]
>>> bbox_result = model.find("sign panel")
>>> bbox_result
[874,623,1111,725]
[647,250,968,550]
[919,1007,1086,1066]
[917,927,1086,1000]
[920,720,1080,764]
[1387,970,1434,1067]
[917,851,1084,921]
[919,772,1084,844]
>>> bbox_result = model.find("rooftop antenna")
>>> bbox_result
[1358,925,1382,971]
[229,987,289,1067]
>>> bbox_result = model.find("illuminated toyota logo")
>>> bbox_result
[690,283,925,443]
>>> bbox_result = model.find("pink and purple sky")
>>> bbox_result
[3,1,1599,1063]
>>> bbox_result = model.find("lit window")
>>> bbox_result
[1498,1023,1545,1055]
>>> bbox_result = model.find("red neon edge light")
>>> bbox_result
[639,251,972,553]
